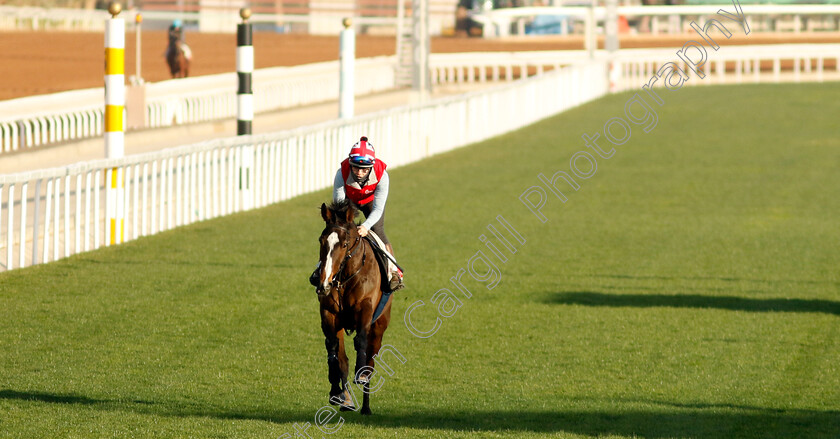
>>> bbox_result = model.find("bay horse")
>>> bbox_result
[165,35,189,78]
[316,200,392,415]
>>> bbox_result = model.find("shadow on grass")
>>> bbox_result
[545,291,840,316]
[355,407,840,438]
[0,389,311,424]
[582,273,840,287]
[3,389,838,438]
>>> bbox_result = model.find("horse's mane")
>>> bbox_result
[327,199,358,225]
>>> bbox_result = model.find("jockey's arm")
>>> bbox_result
[361,171,389,230]
[332,169,346,203]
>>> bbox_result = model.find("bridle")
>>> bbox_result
[317,225,367,303]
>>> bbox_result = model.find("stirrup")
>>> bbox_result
[388,271,404,292]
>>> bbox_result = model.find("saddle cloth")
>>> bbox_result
[366,231,397,287]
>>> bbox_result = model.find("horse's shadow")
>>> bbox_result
[544,291,840,316]
[0,389,310,425]
[358,405,840,438]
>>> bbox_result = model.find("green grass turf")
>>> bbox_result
[1,82,839,438]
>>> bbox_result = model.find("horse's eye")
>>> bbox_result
[343,242,348,248]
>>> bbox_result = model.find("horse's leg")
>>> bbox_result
[324,334,343,403]
[336,330,357,411]
[353,300,375,385]
[182,54,189,78]
[361,302,391,415]
[321,312,344,404]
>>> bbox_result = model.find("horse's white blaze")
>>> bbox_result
[322,232,340,288]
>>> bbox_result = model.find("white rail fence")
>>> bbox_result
[612,44,840,89]
[428,44,840,87]
[472,4,840,37]
[0,56,397,153]
[4,44,838,154]
[0,61,608,271]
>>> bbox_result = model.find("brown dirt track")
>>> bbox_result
[0,30,838,101]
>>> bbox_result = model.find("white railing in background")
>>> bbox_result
[472,4,840,37]
[0,61,608,271]
[145,56,398,128]
[0,5,110,31]
[2,44,838,154]
[428,44,840,87]
[612,44,840,90]
[0,56,397,153]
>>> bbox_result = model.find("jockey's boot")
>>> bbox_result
[388,268,404,292]
[309,262,321,287]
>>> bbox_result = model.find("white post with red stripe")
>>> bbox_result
[339,17,355,119]
[105,1,125,245]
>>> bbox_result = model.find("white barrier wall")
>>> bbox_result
[0,61,608,271]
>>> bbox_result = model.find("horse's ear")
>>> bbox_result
[321,203,332,223]
[345,205,356,224]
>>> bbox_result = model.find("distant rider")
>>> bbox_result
[167,19,192,61]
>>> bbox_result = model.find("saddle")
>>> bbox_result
[364,232,402,324]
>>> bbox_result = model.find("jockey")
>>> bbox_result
[167,19,192,61]
[309,136,405,292]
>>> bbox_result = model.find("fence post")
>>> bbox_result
[135,12,143,83]
[237,8,254,210]
[339,17,355,119]
[105,1,125,245]
[237,8,253,135]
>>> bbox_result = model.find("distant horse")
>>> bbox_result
[165,35,189,78]
[316,200,392,415]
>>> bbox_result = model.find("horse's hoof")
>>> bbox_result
[328,394,344,406]
[361,407,372,416]
[353,374,369,385]
[330,390,355,411]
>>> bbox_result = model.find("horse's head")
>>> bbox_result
[317,200,359,294]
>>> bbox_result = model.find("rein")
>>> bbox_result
[330,234,366,291]
[318,227,368,312]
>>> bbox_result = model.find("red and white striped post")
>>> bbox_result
[105,1,125,245]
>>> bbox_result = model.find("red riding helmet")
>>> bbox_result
[348,136,376,168]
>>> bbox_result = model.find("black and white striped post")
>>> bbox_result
[236,8,253,135]
[236,8,254,209]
